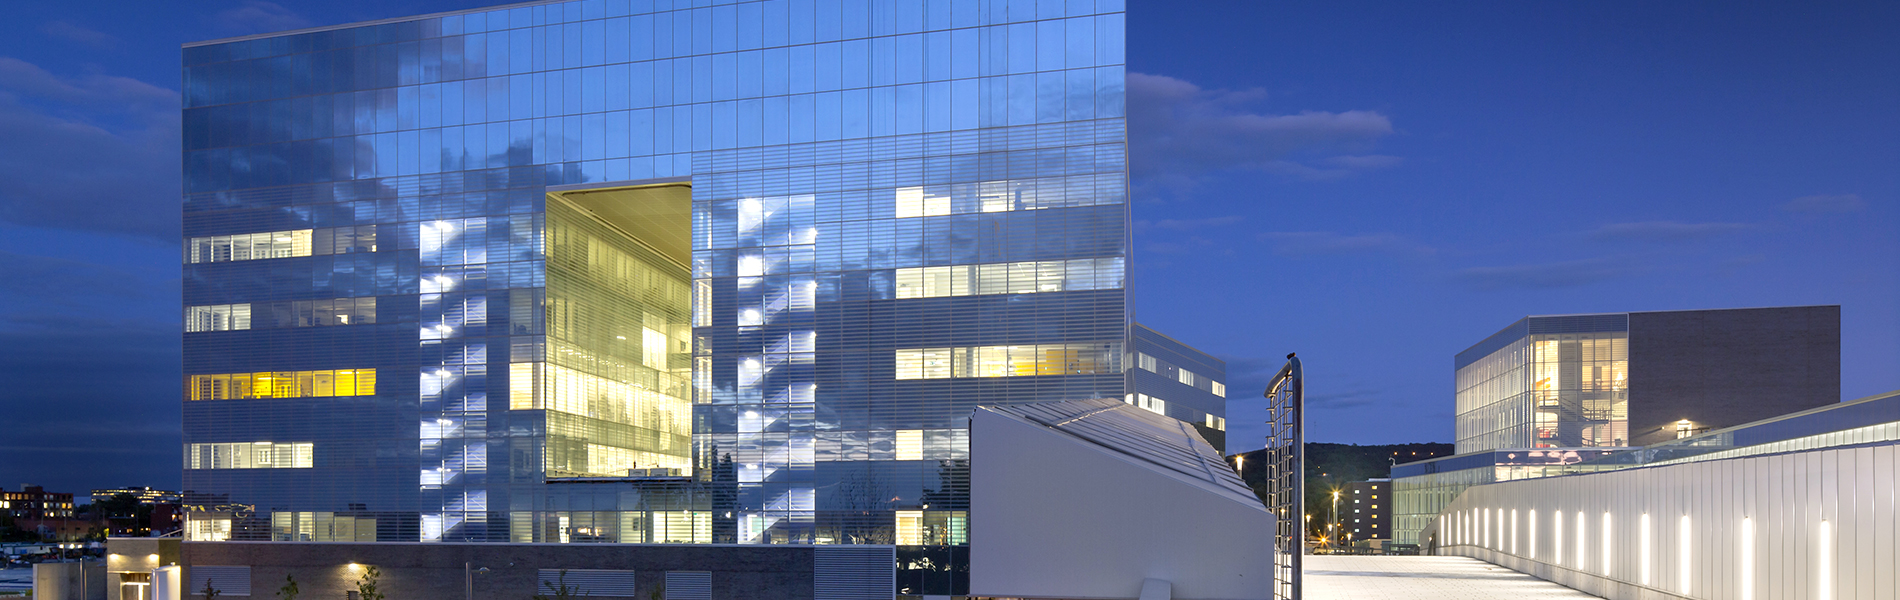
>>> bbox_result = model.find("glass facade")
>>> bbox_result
[182,0,1136,595]
[1454,315,1629,452]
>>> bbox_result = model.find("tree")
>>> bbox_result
[200,577,221,599]
[275,574,299,600]
[354,565,384,600]
[532,570,587,600]
[97,494,140,519]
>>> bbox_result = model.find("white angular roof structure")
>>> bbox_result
[971,399,1274,600]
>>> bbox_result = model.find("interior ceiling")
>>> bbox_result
[551,184,692,266]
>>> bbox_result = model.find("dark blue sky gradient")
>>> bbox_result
[0,0,1893,495]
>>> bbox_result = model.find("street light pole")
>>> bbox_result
[464,563,489,600]
[1331,490,1340,551]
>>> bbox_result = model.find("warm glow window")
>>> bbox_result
[894,343,1122,379]
[894,257,1125,299]
[892,174,1127,218]
[187,369,376,400]
[186,226,380,264]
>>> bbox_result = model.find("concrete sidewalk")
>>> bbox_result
[1305,555,1602,600]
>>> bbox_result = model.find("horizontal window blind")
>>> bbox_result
[664,571,712,600]
[814,546,894,600]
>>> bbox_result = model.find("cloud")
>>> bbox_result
[1321,155,1405,170]
[0,58,181,240]
[1305,388,1383,410]
[1216,355,1287,400]
[0,250,153,302]
[1782,193,1866,213]
[1128,72,1396,190]
[1135,216,1246,232]
[1454,258,1633,290]
[41,21,117,47]
[1584,221,1753,242]
[0,325,182,493]
[1257,231,1432,256]
[1216,354,1381,410]
[211,1,315,34]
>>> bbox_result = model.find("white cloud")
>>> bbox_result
[1782,193,1866,213]
[41,21,117,47]
[0,58,180,239]
[211,1,315,35]
[1454,258,1634,290]
[1585,221,1753,242]
[1128,72,1396,191]
[1257,231,1431,256]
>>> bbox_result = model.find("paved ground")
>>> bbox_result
[0,567,30,594]
[1305,555,1602,600]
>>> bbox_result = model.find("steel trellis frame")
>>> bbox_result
[1263,353,1304,600]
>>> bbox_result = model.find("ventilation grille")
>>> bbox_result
[814,546,894,600]
[539,569,639,597]
[190,565,252,596]
[664,571,712,600]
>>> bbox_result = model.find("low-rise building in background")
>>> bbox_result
[1,486,75,521]
[1345,478,1390,545]
[1394,305,1842,545]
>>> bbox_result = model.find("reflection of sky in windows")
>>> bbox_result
[183,1,1129,572]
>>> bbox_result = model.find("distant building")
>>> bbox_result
[1127,323,1229,451]
[1,485,74,520]
[1454,306,1839,451]
[90,487,184,506]
[1346,479,1390,542]
[1396,305,1842,546]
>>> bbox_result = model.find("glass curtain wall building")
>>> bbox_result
[182,0,1135,594]
[1454,314,1629,453]
[1402,306,1840,546]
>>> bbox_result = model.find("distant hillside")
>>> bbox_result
[1229,442,1456,536]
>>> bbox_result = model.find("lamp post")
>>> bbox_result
[1332,490,1341,550]
[465,562,490,600]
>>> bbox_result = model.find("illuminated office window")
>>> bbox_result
[895,430,924,461]
[895,343,1121,380]
[896,511,925,545]
[186,304,251,332]
[188,442,313,469]
[893,174,1126,218]
[893,510,968,546]
[187,369,376,400]
[894,187,950,218]
[185,226,381,264]
[894,257,1124,299]
[187,229,311,263]
[642,327,668,369]
[187,298,377,333]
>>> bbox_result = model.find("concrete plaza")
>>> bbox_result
[1306,555,1601,600]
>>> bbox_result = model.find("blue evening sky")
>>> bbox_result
[0,1,1893,494]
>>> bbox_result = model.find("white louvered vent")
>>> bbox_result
[190,565,252,596]
[664,571,712,600]
[539,569,639,597]
[814,546,894,600]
